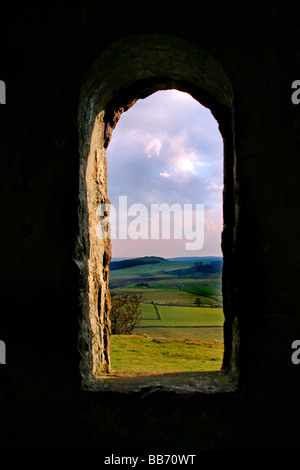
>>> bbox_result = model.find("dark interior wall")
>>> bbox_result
[0,0,300,450]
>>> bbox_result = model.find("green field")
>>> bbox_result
[109,256,224,373]
[110,335,224,373]
[136,303,224,340]
[140,304,223,326]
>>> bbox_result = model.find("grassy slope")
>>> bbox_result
[110,334,223,373]
[109,256,222,305]
[136,303,224,341]
[109,256,224,372]
[139,305,224,327]
[109,257,192,280]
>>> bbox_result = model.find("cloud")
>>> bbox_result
[208,181,223,192]
[177,156,195,173]
[160,171,171,178]
[144,136,163,157]
[106,89,223,257]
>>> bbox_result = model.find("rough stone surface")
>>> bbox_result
[76,34,237,387]
[0,2,300,450]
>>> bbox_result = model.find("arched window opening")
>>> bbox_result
[106,89,225,376]
[76,34,239,392]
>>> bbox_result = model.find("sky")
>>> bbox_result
[106,89,223,259]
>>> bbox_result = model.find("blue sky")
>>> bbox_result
[106,89,223,259]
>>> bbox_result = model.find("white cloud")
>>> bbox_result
[145,136,163,157]
[160,171,171,178]
[208,181,223,191]
[165,133,213,177]
[177,157,195,173]
[106,89,224,257]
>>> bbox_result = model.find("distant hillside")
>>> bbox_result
[109,256,223,277]
[109,256,165,271]
[167,259,223,277]
[168,256,223,264]
[108,256,223,304]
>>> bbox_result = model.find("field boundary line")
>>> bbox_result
[152,302,161,320]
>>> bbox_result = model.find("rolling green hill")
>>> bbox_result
[109,256,224,371]
[109,256,223,305]
[109,256,193,286]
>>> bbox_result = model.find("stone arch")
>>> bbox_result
[75,34,239,389]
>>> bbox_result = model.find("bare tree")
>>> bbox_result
[110,292,144,334]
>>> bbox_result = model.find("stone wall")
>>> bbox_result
[76,34,238,388]
[0,1,300,450]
